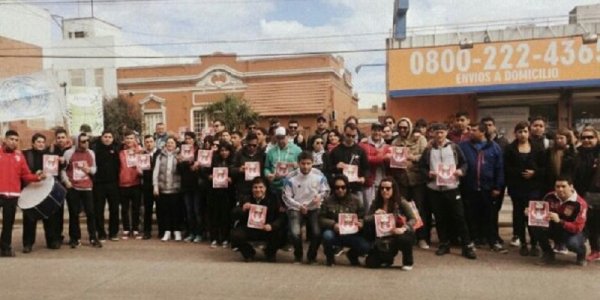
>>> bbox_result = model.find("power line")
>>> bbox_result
[0,47,387,59]
[0,31,389,51]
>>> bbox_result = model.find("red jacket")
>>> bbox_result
[119,148,142,187]
[543,191,588,234]
[359,139,390,187]
[0,146,40,198]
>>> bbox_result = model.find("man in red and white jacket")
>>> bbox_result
[62,133,102,249]
[118,130,143,240]
[529,176,588,266]
[0,130,45,257]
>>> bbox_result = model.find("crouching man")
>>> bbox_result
[231,177,284,262]
[529,176,587,266]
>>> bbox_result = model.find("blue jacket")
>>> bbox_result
[459,140,504,191]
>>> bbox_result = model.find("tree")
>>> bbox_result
[103,96,141,139]
[204,94,259,131]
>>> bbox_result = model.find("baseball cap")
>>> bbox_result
[274,126,286,136]
[429,123,448,131]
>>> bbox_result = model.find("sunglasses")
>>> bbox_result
[247,144,258,148]
[288,126,298,130]
[345,134,357,138]
[582,135,596,140]
[380,186,393,191]
[334,185,347,190]
[398,126,408,130]
[79,140,89,144]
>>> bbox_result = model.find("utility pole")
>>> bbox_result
[91,0,94,18]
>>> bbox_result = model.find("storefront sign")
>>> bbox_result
[388,36,600,97]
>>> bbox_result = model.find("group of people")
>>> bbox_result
[0,112,599,269]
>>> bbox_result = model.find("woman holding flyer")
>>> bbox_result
[153,137,183,242]
[319,174,369,266]
[364,177,415,270]
[178,132,202,243]
[504,121,546,256]
[207,142,235,248]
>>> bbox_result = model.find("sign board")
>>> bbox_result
[67,86,104,136]
[388,37,600,97]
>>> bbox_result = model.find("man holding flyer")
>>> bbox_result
[283,151,330,264]
[528,177,588,266]
[419,123,475,259]
[231,177,284,262]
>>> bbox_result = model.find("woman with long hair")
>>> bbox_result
[326,129,342,153]
[364,177,415,270]
[207,142,235,248]
[504,121,545,256]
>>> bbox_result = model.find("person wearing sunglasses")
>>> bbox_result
[364,177,415,270]
[287,119,306,150]
[319,174,369,266]
[573,126,600,262]
[232,133,266,204]
[390,117,430,249]
[62,133,102,249]
[308,135,326,171]
[328,123,370,205]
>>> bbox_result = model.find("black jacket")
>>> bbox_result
[93,143,120,184]
[231,147,265,198]
[504,140,545,193]
[327,143,370,192]
[232,193,284,232]
[574,145,600,195]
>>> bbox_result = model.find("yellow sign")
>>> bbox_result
[388,36,600,97]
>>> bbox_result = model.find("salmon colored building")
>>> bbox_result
[117,53,358,136]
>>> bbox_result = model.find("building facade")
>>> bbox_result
[117,53,358,136]
[387,4,600,138]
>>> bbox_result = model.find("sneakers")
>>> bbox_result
[90,240,103,248]
[529,246,540,257]
[435,245,450,256]
[142,233,152,240]
[161,231,171,242]
[325,256,334,266]
[210,240,218,248]
[184,234,195,242]
[401,265,413,271]
[418,240,430,250]
[109,235,119,242]
[133,231,142,240]
[510,236,521,247]
[553,244,569,255]
[576,259,588,267]
[538,252,555,265]
[462,246,477,260]
[293,256,302,264]
[69,240,81,249]
[193,236,202,243]
[490,242,508,254]
[586,251,600,261]
[122,231,130,240]
[174,231,182,241]
[222,240,229,248]
[334,247,345,257]
[22,246,32,254]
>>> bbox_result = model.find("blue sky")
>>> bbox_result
[11,0,600,107]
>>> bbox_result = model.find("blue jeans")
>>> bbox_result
[322,229,371,259]
[287,209,321,260]
[530,224,586,260]
[183,189,201,235]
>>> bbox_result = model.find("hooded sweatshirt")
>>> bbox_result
[390,118,428,187]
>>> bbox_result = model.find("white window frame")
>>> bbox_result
[190,106,210,137]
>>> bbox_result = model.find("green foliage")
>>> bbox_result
[103,96,141,136]
[203,94,259,131]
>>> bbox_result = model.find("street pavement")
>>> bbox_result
[0,224,598,300]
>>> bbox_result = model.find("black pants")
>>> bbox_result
[156,193,184,233]
[428,188,471,247]
[0,197,17,251]
[366,233,414,267]
[508,189,540,247]
[587,206,600,252]
[463,189,498,245]
[400,184,430,242]
[142,186,156,236]
[93,182,120,238]
[67,189,97,242]
[22,209,60,248]
[230,227,281,259]
[120,186,142,232]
